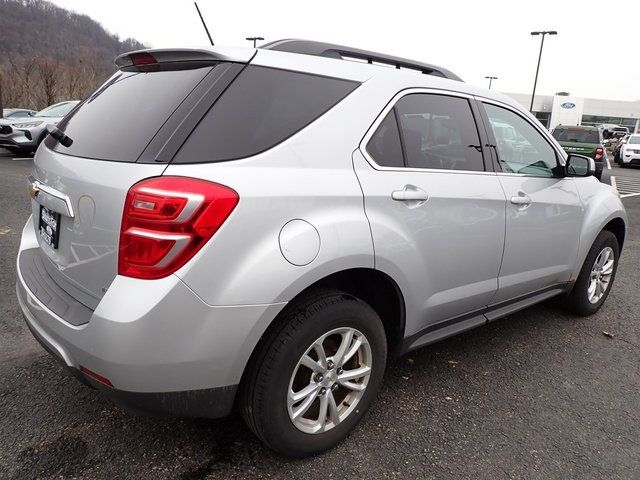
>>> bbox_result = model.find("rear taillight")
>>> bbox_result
[118,176,239,279]
[595,147,604,160]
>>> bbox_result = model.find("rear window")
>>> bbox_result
[51,67,213,161]
[172,66,359,163]
[552,128,599,144]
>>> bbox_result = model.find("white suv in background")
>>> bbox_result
[621,134,640,167]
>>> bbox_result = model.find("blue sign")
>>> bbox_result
[561,102,576,109]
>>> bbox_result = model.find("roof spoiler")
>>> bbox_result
[114,47,255,71]
[261,39,463,82]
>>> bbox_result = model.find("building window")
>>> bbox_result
[581,115,638,131]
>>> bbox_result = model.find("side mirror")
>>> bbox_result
[566,154,595,177]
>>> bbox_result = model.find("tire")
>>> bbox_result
[562,230,619,316]
[240,289,387,457]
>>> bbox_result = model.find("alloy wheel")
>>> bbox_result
[287,327,372,434]
[588,246,615,304]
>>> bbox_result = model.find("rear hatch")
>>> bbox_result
[27,48,252,307]
[552,127,600,159]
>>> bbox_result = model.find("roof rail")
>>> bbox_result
[260,39,463,82]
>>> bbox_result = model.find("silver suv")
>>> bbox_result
[16,40,627,457]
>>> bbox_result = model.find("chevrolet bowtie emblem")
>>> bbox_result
[28,180,40,198]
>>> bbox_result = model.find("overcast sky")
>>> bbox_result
[51,0,639,101]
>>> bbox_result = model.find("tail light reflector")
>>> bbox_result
[80,365,114,388]
[119,176,239,279]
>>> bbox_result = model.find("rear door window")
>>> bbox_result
[394,94,485,171]
[172,66,359,163]
[50,67,214,162]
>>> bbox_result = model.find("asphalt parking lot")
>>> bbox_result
[0,149,638,479]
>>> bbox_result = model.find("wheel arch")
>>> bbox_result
[237,267,406,400]
[602,216,625,250]
[572,182,627,281]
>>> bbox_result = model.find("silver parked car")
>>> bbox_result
[2,108,37,118]
[0,101,79,154]
[16,41,627,457]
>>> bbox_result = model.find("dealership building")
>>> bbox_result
[503,92,640,133]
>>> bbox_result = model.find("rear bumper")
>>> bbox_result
[16,216,286,418]
[19,297,237,418]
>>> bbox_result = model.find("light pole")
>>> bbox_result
[485,76,498,89]
[529,30,557,112]
[246,36,264,48]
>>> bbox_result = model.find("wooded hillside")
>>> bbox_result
[0,0,146,112]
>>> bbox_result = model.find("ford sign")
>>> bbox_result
[561,102,576,109]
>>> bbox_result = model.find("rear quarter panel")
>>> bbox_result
[163,79,400,306]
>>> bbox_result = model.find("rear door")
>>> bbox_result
[353,90,506,339]
[479,101,583,303]
[28,53,248,306]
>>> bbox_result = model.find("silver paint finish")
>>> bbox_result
[15,44,627,401]
[30,145,166,302]
[353,150,506,336]
[491,175,583,303]
[279,219,321,266]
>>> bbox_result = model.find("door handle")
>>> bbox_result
[391,186,429,202]
[510,194,532,205]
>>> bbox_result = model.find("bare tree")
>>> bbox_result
[36,58,60,106]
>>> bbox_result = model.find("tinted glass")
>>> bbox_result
[35,102,78,117]
[173,66,359,163]
[628,136,640,145]
[484,103,558,177]
[552,128,599,143]
[366,110,404,167]
[394,94,484,171]
[52,67,212,161]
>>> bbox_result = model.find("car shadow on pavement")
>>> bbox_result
[6,297,617,480]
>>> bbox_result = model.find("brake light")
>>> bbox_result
[595,147,604,160]
[129,52,157,66]
[119,176,239,279]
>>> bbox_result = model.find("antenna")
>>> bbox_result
[194,2,214,46]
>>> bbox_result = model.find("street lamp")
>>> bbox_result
[246,36,265,48]
[529,30,557,112]
[485,76,498,89]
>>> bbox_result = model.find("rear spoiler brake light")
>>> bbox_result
[114,47,255,71]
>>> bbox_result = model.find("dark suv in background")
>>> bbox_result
[552,125,606,180]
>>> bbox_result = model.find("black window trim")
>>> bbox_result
[477,97,568,178]
[361,88,494,175]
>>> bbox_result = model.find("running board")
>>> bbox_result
[402,285,566,353]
